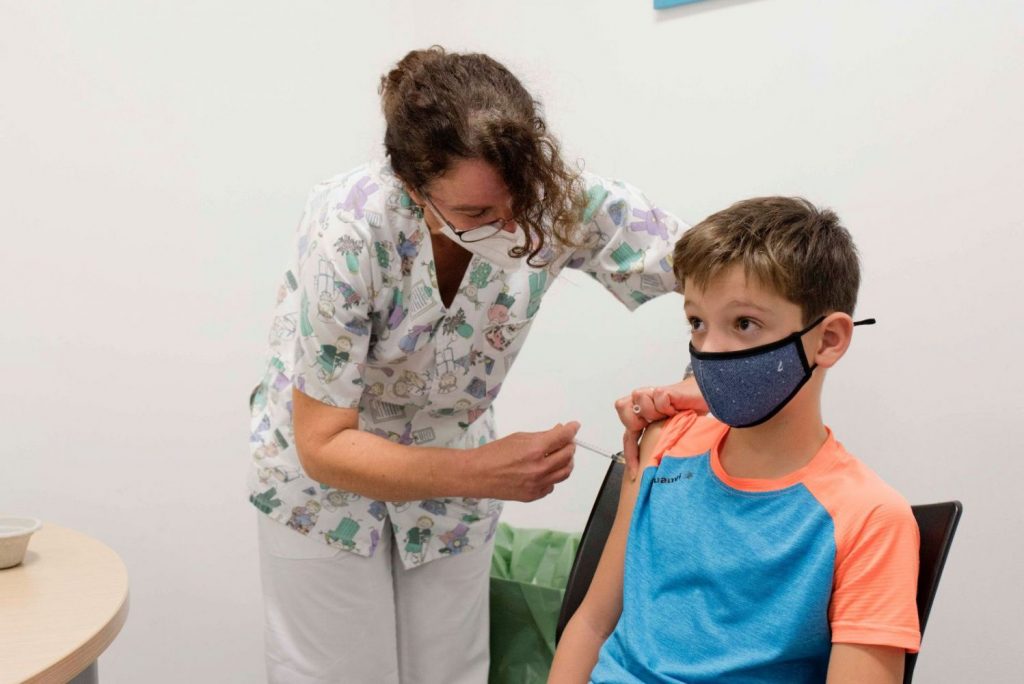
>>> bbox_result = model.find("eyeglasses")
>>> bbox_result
[420,191,509,243]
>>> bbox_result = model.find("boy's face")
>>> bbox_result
[684,264,808,354]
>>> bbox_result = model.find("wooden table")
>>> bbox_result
[0,523,129,683]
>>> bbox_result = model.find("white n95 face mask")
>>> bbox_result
[420,190,527,271]
[438,223,527,271]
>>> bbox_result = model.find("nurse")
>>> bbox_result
[249,46,700,683]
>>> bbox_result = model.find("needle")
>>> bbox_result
[574,439,625,464]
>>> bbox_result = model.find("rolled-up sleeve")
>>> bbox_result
[565,173,688,310]
[291,188,373,408]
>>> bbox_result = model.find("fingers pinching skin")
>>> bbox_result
[614,395,648,431]
[651,387,675,415]
[630,386,666,422]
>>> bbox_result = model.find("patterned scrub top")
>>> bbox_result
[248,160,686,568]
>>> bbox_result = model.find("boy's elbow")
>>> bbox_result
[575,596,620,642]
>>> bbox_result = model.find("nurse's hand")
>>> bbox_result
[615,377,706,481]
[473,422,579,502]
[614,376,707,432]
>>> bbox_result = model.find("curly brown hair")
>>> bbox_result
[673,197,861,323]
[379,46,586,265]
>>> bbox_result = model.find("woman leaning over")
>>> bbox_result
[248,46,702,684]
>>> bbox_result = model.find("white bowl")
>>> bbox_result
[0,517,43,569]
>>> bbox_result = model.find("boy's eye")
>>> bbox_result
[687,317,704,333]
[736,318,759,332]
[461,210,488,219]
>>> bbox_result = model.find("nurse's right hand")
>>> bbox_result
[472,422,580,502]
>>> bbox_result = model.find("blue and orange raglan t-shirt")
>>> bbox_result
[590,412,921,683]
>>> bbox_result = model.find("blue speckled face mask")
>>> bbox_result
[690,316,875,428]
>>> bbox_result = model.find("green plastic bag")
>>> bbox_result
[489,523,581,684]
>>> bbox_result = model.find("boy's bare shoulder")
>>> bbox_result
[636,412,726,471]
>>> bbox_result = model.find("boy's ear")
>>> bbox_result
[811,312,854,369]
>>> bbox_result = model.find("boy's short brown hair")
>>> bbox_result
[673,197,860,323]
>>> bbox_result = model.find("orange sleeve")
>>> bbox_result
[650,412,724,466]
[829,499,921,652]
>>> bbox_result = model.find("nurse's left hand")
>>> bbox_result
[614,376,707,432]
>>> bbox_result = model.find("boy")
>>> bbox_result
[550,197,920,683]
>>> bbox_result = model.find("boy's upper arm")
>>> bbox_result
[570,421,668,638]
[829,499,921,652]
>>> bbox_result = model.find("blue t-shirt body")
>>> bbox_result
[590,413,920,683]
[590,451,837,683]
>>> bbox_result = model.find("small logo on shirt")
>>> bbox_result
[653,472,694,484]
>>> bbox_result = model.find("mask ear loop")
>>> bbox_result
[804,316,875,375]
[801,314,877,362]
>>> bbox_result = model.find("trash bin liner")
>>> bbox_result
[488,522,581,684]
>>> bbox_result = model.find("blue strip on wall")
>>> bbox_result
[654,0,708,8]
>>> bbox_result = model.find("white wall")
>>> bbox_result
[2,0,1021,681]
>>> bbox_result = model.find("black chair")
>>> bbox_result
[555,461,962,684]
[555,460,625,644]
[903,500,963,683]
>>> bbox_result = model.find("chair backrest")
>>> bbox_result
[554,461,962,684]
[555,460,623,643]
[904,500,963,683]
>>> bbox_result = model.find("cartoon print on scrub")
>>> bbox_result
[609,241,648,281]
[334,235,365,274]
[461,260,500,308]
[443,308,475,338]
[397,229,424,277]
[249,161,683,567]
[484,320,531,352]
[374,240,393,271]
[384,183,424,222]
[419,499,447,516]
[392,369,428,399]
[399,323,437,354]
[325,516,362,550]
[287,499,321,535]
[383,289,407,340]
[320,489,361,512]
[278,270,300,306]
[338,175,379,220]
[439,523,471,556]
[404,515,434,566]
[369,421,414,445]
[436,346,461,394]
[251,412,288,460]
[583,184,611,224]
[488,290,515,325]
[269,312,298,346]
[367,500,388,521]
[314,336,354,384]
[526,272,546,318]
[250,487,283,514]
[258,463,302,484]
[628,204,671,241]
[464,377,502,402]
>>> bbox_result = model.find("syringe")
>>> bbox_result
[573,439,625,464]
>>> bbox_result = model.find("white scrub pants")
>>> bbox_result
[257,514,493,684]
